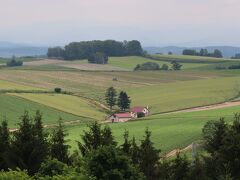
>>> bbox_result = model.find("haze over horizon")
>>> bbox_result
[1,0,240,47]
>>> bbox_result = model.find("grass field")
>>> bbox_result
[127,76,240,113]
[66,105,240,152]
[0,79,43,91]
[109,56,211,70]
[0,94,81,128]
[151,54,231,63]
[13,93,106,120]
[0,69,229,101]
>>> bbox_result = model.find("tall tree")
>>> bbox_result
[50,120,70,164]
[120,130,132,155]
[105,87,117,110]
[139,129,160,180]
[10,111,49,175]
[83,145,145,180]
[0,118,10,170]
[78,122,116,156]
[117,91,131,111]
[213,49,223,58]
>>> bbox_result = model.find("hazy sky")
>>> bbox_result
[1,0,240,46]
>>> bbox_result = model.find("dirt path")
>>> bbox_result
[165,144,193,158]
[162,100,240,115]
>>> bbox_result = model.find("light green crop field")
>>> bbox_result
[0,70,228,102]
[151,54,230,63]
[127,76,240,113]
[13,93,106,120]
[109,56,211,70]
[0,94,81,128]
[0,79,43,91]
[66,105,240,152]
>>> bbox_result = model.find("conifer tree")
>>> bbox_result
[121,130,131,154]
[139,129,160,180]
[78,121,116,156]
[10,111,49,175]
[130,136,140,165]
[105,87,117,110]
[50,120,70,164]
[0,118,10,170]
[117,91,131,111]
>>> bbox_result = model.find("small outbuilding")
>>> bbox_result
[131,106,150,117]
[109,112,137,123]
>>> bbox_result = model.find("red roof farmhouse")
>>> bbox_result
[109,106,150,123]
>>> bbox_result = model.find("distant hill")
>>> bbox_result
[144,46,240,58]
[0,41,48,57]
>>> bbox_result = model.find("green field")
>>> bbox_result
[1,54,240,154]
[0,79,43,91]
[127,76,240,113]
[109,56,211,70]
[13,93,106,120]
[151,54,231,63]
[66,105,240,152]
[0,94,81,128]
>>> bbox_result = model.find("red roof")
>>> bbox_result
[131,106,145,113]
[114,113,132,118]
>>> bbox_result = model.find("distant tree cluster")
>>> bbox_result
[47,47,65,58]
[134,61,182,71]
[47,40,143,60]
[105,87,131,111]
[231,53,240,59]
[182,49,223,58]
[6,56,23,67]
[88,52,108,64]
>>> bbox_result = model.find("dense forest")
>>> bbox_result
[0,111,240,179]
[47,40,143,60]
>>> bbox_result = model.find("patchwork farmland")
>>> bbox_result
[1,55,240,154]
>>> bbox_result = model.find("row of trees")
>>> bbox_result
[1,111,240,179]
[134,61,182,71]
[105,87,131,111]
[47,40,143,60]
[182,49,223,58]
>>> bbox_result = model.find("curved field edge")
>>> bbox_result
[66,105,240,153]
[127,76,240,114]
[11,93,107,120]
[0,94,82,128]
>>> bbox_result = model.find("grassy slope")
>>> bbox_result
[0,70,226,102]
[0,79,43,90]
[127,76,240,113]
[109,56,210,70]
[13,93,106,120]
[67,105,240,152]
[0,94,80,128]
[151,54,230,62]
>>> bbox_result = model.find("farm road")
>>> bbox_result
[162,100,240,115]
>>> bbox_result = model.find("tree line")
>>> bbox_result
[182,49,223,58]
[47,40,143,61]
[1,111,240,179]
[134,61,182,71]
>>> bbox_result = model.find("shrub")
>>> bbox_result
[161,64,169,70]
[134,62,160,71]
[54,87,62,93]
